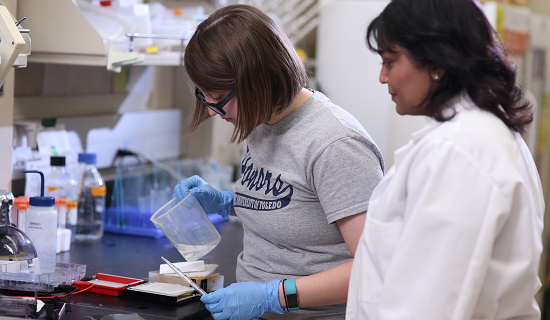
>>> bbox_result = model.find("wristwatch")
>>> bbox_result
[283,279,299,311]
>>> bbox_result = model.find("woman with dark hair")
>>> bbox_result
[174,4,384,320]
[346,0,544,319]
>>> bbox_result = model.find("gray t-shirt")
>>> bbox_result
[234,91,384,319]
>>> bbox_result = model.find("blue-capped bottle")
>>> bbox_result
[21,170,58,273]
[74,153,106,241]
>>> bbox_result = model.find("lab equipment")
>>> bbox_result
[55,197,71,253]
[21,170,58,272]
[105,149,180,238]
[0,4,26,86]
[0,225,37,272]
[16,202,27,231]
[74,152,106,241]
[12,197,71,254]
[161,256,207,295]
[174,175,234,219]
[151,194,220,262]
[55,198,67,229]
[45,156,79,231]
[200,279,285,319]
[127,281,198,305]
[0,261,85,292]
[0,190,14,225]
[0,296,38,318]
[84,273,146,296]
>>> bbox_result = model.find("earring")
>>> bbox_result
[433,74,439,81]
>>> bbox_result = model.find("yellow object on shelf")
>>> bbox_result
[478,0,528,6]
[295,47,308,61]
[146,46,159,54]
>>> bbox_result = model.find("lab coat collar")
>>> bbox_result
[394,92,471,166]
[410,92,471,144]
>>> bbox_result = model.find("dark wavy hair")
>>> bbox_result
[184,4,307,143]
[366,0,532,132]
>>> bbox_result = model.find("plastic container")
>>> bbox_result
[55,198,68,229]
[21,170,58,273]
[13,196,30,231]
[16,203,27,232]
[45,156,79,230]
[74,153,106,241]
[86,273,146,296]
[0,225,38,273]
[150,194,221,262]
[104,152,178,238]
[0,262,86,293]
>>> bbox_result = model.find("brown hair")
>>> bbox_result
[184,4,307,143]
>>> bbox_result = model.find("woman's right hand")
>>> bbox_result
[174,175,234,219]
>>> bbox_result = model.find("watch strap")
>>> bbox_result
[283,279,299,311]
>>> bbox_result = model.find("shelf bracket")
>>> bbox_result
[126,33,190,66]
[106,47,144,73]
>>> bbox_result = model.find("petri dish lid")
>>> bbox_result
[0,225,38,261]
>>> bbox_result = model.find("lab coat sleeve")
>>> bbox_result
[376,139,514,320]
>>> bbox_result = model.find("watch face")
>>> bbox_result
[287,293,299,309]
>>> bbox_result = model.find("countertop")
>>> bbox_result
[56,216,244,319]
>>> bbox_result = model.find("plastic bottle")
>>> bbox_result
[12,135,32,168]
[74,153,106,241]
[17,203,27,233]
[21,170,58,273]
[45,156,79,232]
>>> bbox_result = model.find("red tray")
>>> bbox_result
[86,273,146,296]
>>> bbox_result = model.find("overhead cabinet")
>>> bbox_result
[17,0,189,70]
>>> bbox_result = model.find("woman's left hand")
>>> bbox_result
[200,280,285,320]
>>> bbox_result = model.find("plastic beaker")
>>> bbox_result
[150,194,221,262]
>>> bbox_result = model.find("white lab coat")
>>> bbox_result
[346,93,544,320]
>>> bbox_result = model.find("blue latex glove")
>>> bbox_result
[173,175,234,220]
[200,280,285,320]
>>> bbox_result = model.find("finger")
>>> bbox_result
[201,291,228,315]
[173,185,185,202]
[200,290,222,304]
[189,175,206,187]
[210,310,229,320]
[181,178,197,190]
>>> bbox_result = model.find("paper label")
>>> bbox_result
[91,185,107,197]
[67,201,78,210]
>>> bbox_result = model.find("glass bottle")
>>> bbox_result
[74,153,106,241]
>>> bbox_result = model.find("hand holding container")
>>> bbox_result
[150,194,220,262]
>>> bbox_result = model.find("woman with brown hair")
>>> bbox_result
[174,4,384,320]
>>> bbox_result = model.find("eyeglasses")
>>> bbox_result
[195,88,236,116]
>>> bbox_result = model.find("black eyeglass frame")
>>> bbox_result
[195,88,236,116]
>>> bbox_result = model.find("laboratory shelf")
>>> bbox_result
[17,0,190,69]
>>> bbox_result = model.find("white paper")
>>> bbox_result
[162,264,218,279]
[130,282,194,295]
[36,130,72,156]
[159,260,205,274]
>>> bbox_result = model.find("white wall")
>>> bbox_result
[530,0,550,15]
[316,0,427,169]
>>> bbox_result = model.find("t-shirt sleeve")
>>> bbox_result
[313,137,384,224]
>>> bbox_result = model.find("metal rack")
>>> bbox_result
[239,0,321,45]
